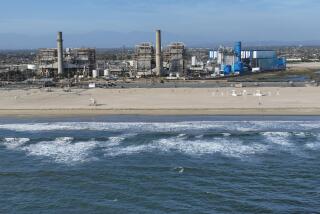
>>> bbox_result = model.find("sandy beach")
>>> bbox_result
[0,87,320,116]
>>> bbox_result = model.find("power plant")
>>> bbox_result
[210,41,286,78]
[0,30,289,83]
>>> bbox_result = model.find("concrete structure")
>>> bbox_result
[155,30,162,76]
[65,48,96,73]
[37,48,58,76]
[163,42,186,76]
[57,32,64,75]
[134,43,155,76]
[37,48,96,77]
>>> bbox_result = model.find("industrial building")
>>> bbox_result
[133,31,186,78]
[37,48,96,77]
[187,56,208,78]
[37,48,58,76]
[210,42,286,77]
[163,42,186,76]
[37,32,96,77]
[244,50,286,72]
[102,60,133,79]
[134,42,155,77]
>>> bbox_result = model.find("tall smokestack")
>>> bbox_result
[57,32,64,75]
[155,30,162,76]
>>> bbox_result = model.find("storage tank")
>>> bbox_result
[209,51,214,59]
[246,51,251,59]
[241,51,251,59]
[241,51,246,59]
[224,65,232,75]
[217,52,223,64]
[220,64,225,72]
[92,70,99,78]
[191,56,197,66]
[104,69,110,77]
[214,51,218,59]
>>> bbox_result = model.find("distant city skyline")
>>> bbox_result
[0,0,320,49]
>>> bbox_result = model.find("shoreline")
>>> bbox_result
[1,108,320,117]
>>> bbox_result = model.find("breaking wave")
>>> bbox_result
[1,124,320,165]
[305,142,320,150]
[1,137,97,164]
[22,137,98,164]
[261,132,291,146]
[0,122,221,132]
[104,136,268,158]
[1,120,320,133]
[3,138,30,150]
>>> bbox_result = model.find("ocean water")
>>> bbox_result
[0,116,319,213]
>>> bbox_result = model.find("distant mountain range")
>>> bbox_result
[1,31,320,49]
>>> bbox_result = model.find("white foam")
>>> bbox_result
[21,137,97,164]
[98,133,138,148]
[0,121,275,133]
[1,120,319,133]
[234,126,256,132]
[300,123,320,129]
[157,138,267,157]
[293,132,307,137]
[109,136,125,144]
[0,122,221,132]
[177,134,188,140]
[305,142,320,150]
[173,167,185,174]
[262,132,291,146]
[1,134,140,164]
[306,134,320,150]
[104,136,267,158]
[222,133,231,137]
[0,123,74,132]
[2,138,30,149]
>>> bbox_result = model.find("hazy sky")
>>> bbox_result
[0,0,319,42]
